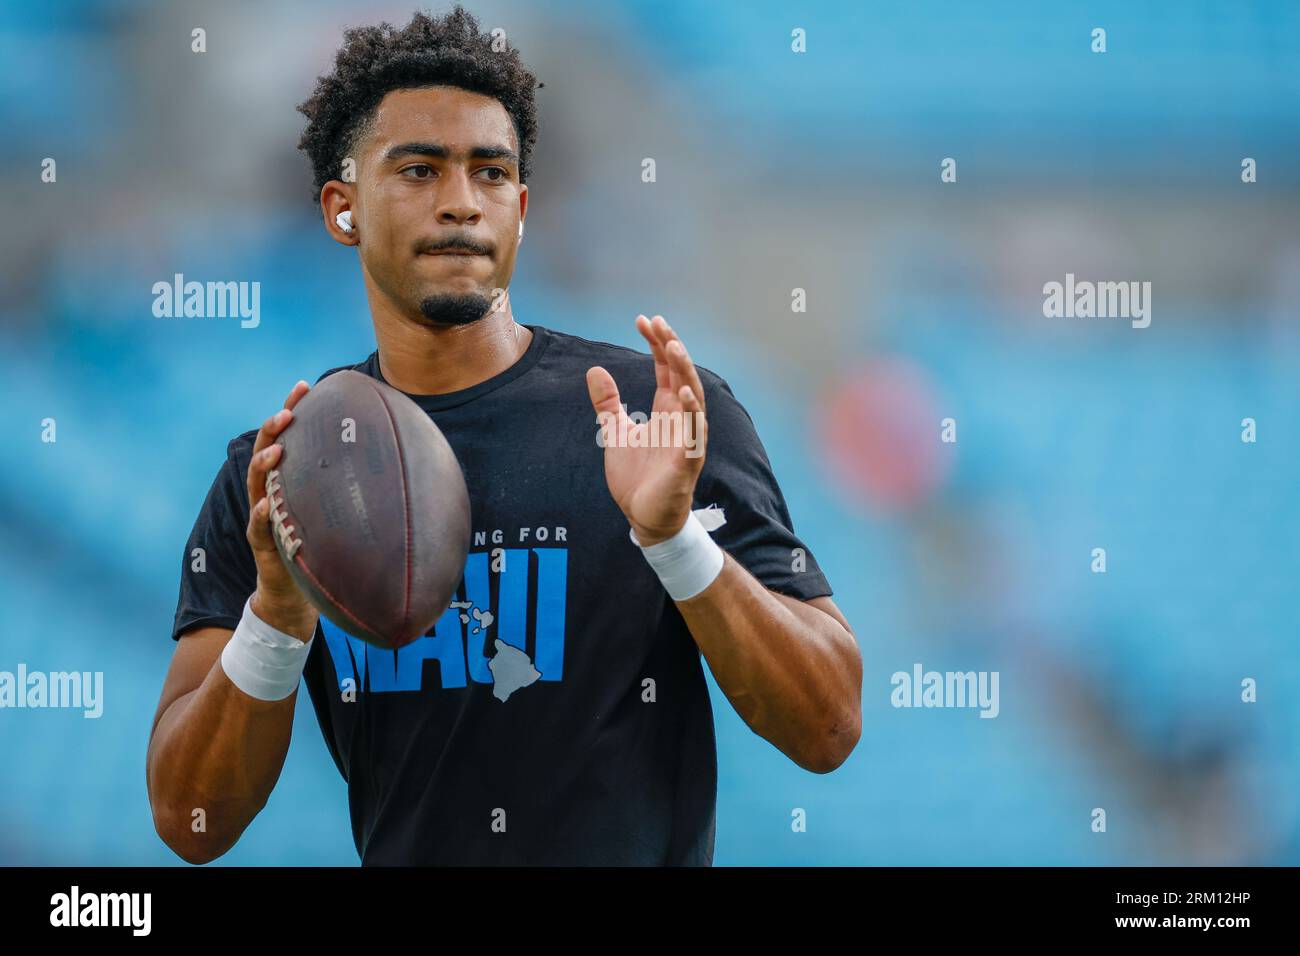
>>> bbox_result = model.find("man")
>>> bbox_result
[147,6,860,866]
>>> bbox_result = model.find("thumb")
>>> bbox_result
[586,366,624,418]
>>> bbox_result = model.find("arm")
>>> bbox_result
[147,382,320,864]
[675,564,860,773]
[146,625,300,864]
[587,315,861,774]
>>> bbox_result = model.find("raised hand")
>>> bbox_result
[586,314,708,546]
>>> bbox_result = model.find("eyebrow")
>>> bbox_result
[383,142,519,168]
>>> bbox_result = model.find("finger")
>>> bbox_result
[649,314,675,351]
[662,331,706,416]
[245,439,285,512]
[283,380,310,412]
[635,315,670,391]
[246,495,277,554]
[248,403,296,504]
[251,407,293,458]
[679,383,708,457]
[643,316,682,397]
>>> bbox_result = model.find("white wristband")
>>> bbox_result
[220,597,314,701]
[630,509,725,601]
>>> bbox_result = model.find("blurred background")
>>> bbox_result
[1,0,1298,865]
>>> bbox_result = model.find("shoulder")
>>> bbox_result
[314,353,375,386]
[225,428,259,453]
[544,326,766,473]
[540,326,650,370]
[206,430,259,516]
[220,354,372,473]
[222,429,259,473]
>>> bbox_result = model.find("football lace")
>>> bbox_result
[265,467,304,560]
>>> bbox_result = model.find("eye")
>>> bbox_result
[400,164,435,179]
[476,166,507,182]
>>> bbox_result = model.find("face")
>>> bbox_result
[333,85,527,327]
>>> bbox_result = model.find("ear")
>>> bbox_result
[321,181,359,246]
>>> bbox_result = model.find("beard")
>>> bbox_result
[417,291,493,327]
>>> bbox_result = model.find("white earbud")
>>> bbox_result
[335,210,355,234]
[518,221,524,240]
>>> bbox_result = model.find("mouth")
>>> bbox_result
[419,253,487,270]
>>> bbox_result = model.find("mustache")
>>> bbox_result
[416,236,493,256]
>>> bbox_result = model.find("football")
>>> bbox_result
[265,370,471,649]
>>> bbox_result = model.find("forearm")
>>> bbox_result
[675,553,861,773]
[147,661,295,863]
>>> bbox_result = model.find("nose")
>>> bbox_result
[435,167,482,227]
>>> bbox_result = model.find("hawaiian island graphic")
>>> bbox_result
[450,600,542,702]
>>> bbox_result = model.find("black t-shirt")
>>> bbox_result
[171,324,832,865]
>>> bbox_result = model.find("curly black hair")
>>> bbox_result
[296,5,542,205]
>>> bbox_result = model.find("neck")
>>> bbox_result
[374,302,532,396]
